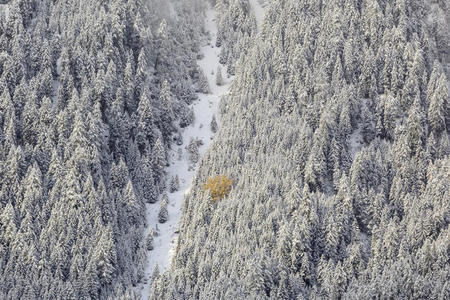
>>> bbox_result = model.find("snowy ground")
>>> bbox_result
[138,1,266,298]
[249,0,265,28]
[0,3,10,21]
[137,7,233,300]
[349,126,363,159]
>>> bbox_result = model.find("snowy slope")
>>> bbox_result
[0,4,9,21]
[137,7,233,300]
[138,1,265,298]
[249,0,265,28]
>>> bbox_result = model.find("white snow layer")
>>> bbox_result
[349,126,363,159]
[249,0,265,28]
[137,7,233,300]
[0,4,10,21]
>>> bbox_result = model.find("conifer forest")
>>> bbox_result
[0,0,448,299]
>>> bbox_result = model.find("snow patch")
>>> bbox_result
[0,4,10,21]
[137,7,233,299]
[51,80,59,106]
[249,0,265,29]
[51,56,62,107]
[56,56,62,76]
[349,126,363,159]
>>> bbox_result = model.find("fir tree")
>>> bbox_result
[216,66,224,86]
[146,229,154,251]
[169,175,180,193]
[186,137,200,165]
[158,194,169,223]
[210,114,218,133]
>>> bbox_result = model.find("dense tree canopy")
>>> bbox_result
[0,0,448,298]
[151,0,449,299]
[0,0,206,298]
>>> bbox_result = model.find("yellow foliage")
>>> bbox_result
[202,175,234,202]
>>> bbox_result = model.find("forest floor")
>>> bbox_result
[137,6,233,299]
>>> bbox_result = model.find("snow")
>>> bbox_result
[138,1,264,297]
[0,4,10,21]
[349,126,363,159]
[349,97,372,159]
[56,56,62,76]
[51,80,59,105]
[137,7,233,300]
[249,0,265,29]
[51,56,62,107]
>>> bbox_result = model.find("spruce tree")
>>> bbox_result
[158,194,169,223]
[186,137,200,165]
[210,114,218,133]
[169,175,180,193]
[216,66,224,86]
[146,229,154,251]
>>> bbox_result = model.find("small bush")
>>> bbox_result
[202,175,234,202]
[216,66,224,86]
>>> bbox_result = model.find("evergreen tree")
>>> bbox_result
[137,88,155,151]
[158,194,169,223]
[92,225,117,285]
[186,137,200,165]
[153,138,167,189]
[428,73,448,135]
[2,0,449,298]
[216,66,224,86]
[141,155,158,204]
[146,229,154,251]
[169,175,180,193]
[210,114,218,133]
[159,80,175,138]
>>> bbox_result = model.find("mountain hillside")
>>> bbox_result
[0,0,206,298]
[150,0,449,299]
[0,0,448,299]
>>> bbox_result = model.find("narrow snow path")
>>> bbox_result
[51,57,62,108]
[138,7,233,299]
[349,126,363,159]
[0,4,10,21]
[249,0,265,28]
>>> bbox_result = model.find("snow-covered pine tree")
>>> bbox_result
[146,229,154,251]
[0,0,207,297]
[186,137,200,165]
[169,175,180,193]
[151,0,450,299]
[216,66,224,86]
[158,194,169,223]
[210,114,218,133]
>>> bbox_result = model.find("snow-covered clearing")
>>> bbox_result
[349,126,363,159]
[137,6,233,299]
[0,4,10,21]
[50,57,62,108]
[249,0,265,28]
[138,1,266,297]
[349,98,369,159]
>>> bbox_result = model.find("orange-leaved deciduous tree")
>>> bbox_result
[202,175,234,202]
